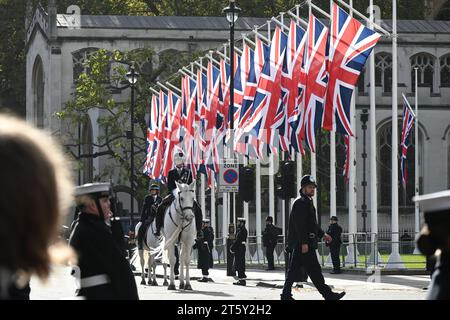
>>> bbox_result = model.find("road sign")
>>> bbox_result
[219,159,239,192]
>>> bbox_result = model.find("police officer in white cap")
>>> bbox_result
[69,183,139,300]
[231,217,248,286]
[414,190,450,300]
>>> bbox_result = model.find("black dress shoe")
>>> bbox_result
[325,291,346,300]
[330,270,341,274]
[233,280,246,286]
[197,277,208,282]
[280,295,295,300]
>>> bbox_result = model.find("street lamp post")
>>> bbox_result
[223,0,241,277]
[126,65,139,229]
[360,109,369,234]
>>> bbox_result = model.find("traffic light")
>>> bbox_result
[239,166,255,202]
[277,161,297,200]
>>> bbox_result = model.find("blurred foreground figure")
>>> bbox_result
[0,114,74,300]
[69,183,139,300]
[415,191,450,300]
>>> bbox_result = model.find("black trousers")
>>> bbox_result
[282,248,332,298]
[201,268,209,276]
[330,245,341,271]
[234,250,247,279]
[266,245,275,269]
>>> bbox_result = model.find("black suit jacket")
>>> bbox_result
[167,167,193,192]
[140,195,162,222]
[287,193,324,251]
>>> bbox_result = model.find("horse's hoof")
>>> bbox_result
[151,280,158,286]
[184,284,193,291]
[140,279,146,285]
[168,284,176,290]
[163,280,169,286]
[179,283,185,290]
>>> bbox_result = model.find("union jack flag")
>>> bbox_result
[323,2,381,135]
[143,94,159,177]
[162,91,182,180]
[299,14,329,153]
[235,38,269,158]
[149,90,169,180]
[181,75,198,179]
[243,26,287,151]
[400,93,415,188]
[281,20,306,154]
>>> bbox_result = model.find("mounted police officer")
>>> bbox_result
[281,175,346,300]
[262,216,281,271]
[69,183,139,300]
[154,152,203,237]
[194,219,215,282]
[326,216,343,274]
[137,184,162,249]
[414,190,450,300]
[231,217,248,286]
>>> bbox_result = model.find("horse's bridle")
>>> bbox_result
[168,190,195,231]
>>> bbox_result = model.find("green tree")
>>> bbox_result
[58,47,197,201]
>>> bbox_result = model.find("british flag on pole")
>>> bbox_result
[181,75,198,179]
[299,14,329,153]
[400,93,415,188]
[281,20,306,154]
[143,94,159,178]
[242,26,287,151]
[323,2,381,135]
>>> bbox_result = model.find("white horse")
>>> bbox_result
[135,218,169,286]
[163,181,197,291]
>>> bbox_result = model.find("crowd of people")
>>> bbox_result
[1,114,449,300]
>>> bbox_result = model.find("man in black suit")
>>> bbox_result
[326,216,343,274]
[137,184,162,249]
[154,152,202,236]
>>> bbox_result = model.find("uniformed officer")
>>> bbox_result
[414,190,450,300]
[281,175,346,300]
[194,219,215,282]
[231,217,248,286]
[69,183,139,300]
[137,184,162,249]
[326,216,343,274]
[154,152,203,236]
[262,216,281,270]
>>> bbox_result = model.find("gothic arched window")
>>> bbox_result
[72,47,100,82]
[377,120,424,208]
[411,53,436,92]
[375,52,392,93]
[440,54,450,87]
[32,56,44,128]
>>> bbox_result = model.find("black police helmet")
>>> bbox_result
[300,175,317,189]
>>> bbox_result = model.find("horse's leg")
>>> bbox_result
[163,260,169,286]
[139,249,146,285]
[184,245,193,291]
[167,245,176,290]
[151,256,158,286]
[179,243,185,290]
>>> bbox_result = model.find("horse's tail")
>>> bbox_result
[149,236,165,260]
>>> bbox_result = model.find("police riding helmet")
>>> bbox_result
[150,183,160,191]
[300,175,317,189]
[174,151,185,166]
[266,216,273,223]
[330,216,338,222]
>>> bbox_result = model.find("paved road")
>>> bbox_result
[30,264,429,300]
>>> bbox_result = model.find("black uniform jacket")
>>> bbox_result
[427,251,450,300]
[194,226,214,269]
[69,212,139,300]
[167,167,193,192]
[140,195,162,222]
[262,224,281,247]
[326,223,343,247]
[231,226,248,253]
[288,193,324,251]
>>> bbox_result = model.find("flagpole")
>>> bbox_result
[329,0,337,221]
[267,20,275,219]
[413,67,420,254]
[255,158,263,260]
[368,0,381,266]
[345,0,358,267]
[386,0,405,269]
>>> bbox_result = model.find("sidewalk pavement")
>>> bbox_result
[30,264,429,300]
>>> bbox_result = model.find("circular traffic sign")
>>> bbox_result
[223,169,238,184]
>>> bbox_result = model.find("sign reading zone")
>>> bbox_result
[219,159,239,192]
